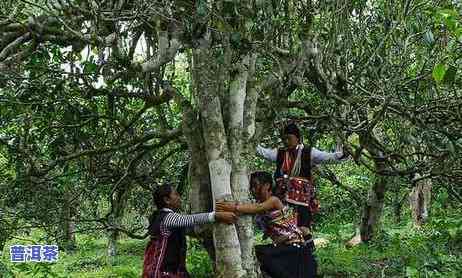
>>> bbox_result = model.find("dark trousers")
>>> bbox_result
[255,243,317,278]
[289,204,311,227]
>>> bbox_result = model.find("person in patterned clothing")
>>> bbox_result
[216,171,317,278]
[143,184,237,278]
[257,122,348,239]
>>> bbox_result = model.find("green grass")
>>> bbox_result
[1,209,461,277]
[315,209,462,277]
[1,234,213,278]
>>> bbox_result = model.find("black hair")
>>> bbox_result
[152,183,174,209]
[282,122,301,140]
[148,183,175,234]
[250,171,273,192]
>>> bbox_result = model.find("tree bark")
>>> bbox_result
[106,187,128,259]
[392,189,404,224]
[358,134,388,242]
[182,98,216,263]
[192,34,245,278]
[60,191,77,252]
[107,227,118,258]
[228,54,259,277]
[359,163,387,241]
[409,174,432,227]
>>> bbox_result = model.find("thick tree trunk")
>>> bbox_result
[228,54,259,277]
[107,228,118,258]
[392,195,403,224]
[391,180,405,224]
[409,174,432,227]
[187,26,263,277]
[182,100,216,263]
[106,188,128,259]
[231,168,258,276]
[60,191,76,252]
[192,37,245,278]
[359,153,387,242]
[107,205,120,262]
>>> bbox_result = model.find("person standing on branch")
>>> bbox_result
[256,122,348,239]
[143,183,237,278]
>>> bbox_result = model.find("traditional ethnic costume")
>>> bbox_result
[256,125,346,237]
[255,205,317,278]
[142,208,214,278]
[274,144,319,236]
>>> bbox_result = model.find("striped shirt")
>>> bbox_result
[160,208,215,230]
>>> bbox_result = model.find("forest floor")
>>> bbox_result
[1,209,461,277]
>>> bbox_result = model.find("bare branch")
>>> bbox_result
[0,32,31,61]
[139,30,181,73]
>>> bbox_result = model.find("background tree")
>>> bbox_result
[1,0,461,277]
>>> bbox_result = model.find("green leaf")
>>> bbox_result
[445,18,458,32]
[448,228,458,238]
[196,1,208,18]
[83,61,97,74]
[52,46,62,63]
[456,28,462,42]
[436,9,460,33]
[406,266,418,277]
[443,66,457,84]
[432,63,446,82]
[438,9,456,18]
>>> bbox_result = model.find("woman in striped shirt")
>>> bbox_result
[143,184,237,278]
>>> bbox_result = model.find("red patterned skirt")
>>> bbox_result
[142,238,189,278]
[275,177,319,213]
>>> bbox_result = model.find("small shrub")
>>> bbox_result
[186,239,214,277]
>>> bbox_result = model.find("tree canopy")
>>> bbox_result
[1,0,461,277]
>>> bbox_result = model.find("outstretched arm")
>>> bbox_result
[256,145,278,162]
[163,211,237,229]
[163,212,215,229]
[216,196,283,215]
[311,147,348,165]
